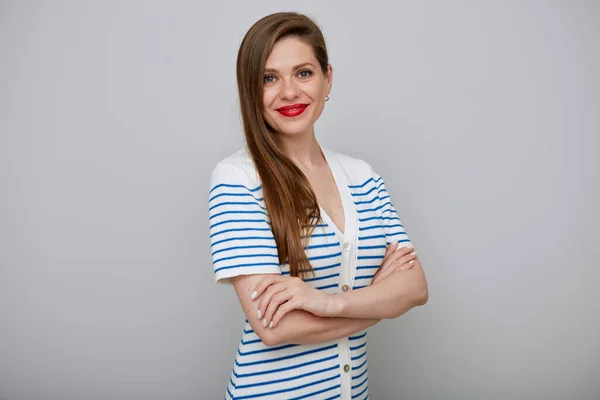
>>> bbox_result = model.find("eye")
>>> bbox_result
[264,75,276,84]
[298,70,313,78]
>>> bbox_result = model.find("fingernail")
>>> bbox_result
[257,309,262,319]
[250,290,257,300]
[262,318,267,327]
[409,260,415,264]
[411,251,417,256]
[269,321,273,328]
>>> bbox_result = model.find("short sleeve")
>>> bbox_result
[208,163,282,284]
[371,169,413,248]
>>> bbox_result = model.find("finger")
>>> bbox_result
[390,251,418,270]
[251,275,284,300]
[397,254,419,270]
[381,244,413,270]
[385,241,399,258]
[257,282,287,320]
[270,300,297,328]
[263,290,292,327]
[373,264,399,282]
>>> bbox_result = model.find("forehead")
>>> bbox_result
[265,37,317,69]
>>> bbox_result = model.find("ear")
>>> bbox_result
[325,64,333,97]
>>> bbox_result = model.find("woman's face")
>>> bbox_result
[262,37,332,138]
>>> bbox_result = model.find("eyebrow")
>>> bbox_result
[264,62,316,73]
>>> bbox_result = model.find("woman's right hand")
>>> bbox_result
[371,241,417,284]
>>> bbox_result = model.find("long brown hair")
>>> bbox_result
[236,12,329,278]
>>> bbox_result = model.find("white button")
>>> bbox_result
[343,242,351,251]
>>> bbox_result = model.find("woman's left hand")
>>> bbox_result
[250,275,337,328]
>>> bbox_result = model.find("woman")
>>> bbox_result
[209,11,428,399]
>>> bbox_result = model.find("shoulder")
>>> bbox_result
[323,147,376,185]
[209,147,260,189]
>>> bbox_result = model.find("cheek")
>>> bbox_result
[262,88,277,109]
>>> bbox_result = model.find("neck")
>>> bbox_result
[275,128,325,170]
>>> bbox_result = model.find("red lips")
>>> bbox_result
[276,103,308,117]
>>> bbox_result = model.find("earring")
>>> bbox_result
[325,95,330,102]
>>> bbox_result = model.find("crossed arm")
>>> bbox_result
[231,243,428,346]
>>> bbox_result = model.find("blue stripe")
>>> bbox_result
[383,223,404,229]
[347,178,373,189]
[351,350,367,361]
[211,236,274,248]
[358,234,386,241]
[352,384,369,399]
[350,342,366,351]
[358,216,382,223]
[210,218,270,230]
[214,262,280,274]
[353,367,368,381]
[233,374,340,399]
[212,244,277,256]
[355,275,374,280]
[209,183,261,195]
[349,332,367,340]
[358,224,384,232]
[357,255,384,260]
[289,383,341,400]
[385,229,407,238]
[235,344,337,367]
[210,227,271,239]
[354,359,368,370]
[356,265,378,270]
[348,177,375,189]
[281,262,342,276]
[214,253,278,265]
[352,376,368,391]
[353,196,378,205]
[357,245,386,250]
[305,272,339,283]
[209,191,263,204]
[238,343,298,356]
[306,242,341,250]
[233,354,338,378]
[209,200,265,212]
[209,209,267,220]
[241,338,262,345]
[234,364,338,390]
[315,283,339,290]
[307,232,336,239]
[356,202,390,214]
[350,185,377,197]
[308,252,342,261]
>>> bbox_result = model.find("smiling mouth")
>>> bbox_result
[276,104,308,117]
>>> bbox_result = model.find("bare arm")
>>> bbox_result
[232,274,379,346]
[253,244,428,327]
[333,256,428,319]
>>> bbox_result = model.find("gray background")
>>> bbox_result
[1,0,598,399]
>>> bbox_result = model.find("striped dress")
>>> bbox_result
[208,147,412,400]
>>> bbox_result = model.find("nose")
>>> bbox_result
[280,78,301,100]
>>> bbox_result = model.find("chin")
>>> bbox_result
[275,125,312,137]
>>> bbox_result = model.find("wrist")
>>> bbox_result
[327,292,348,317]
